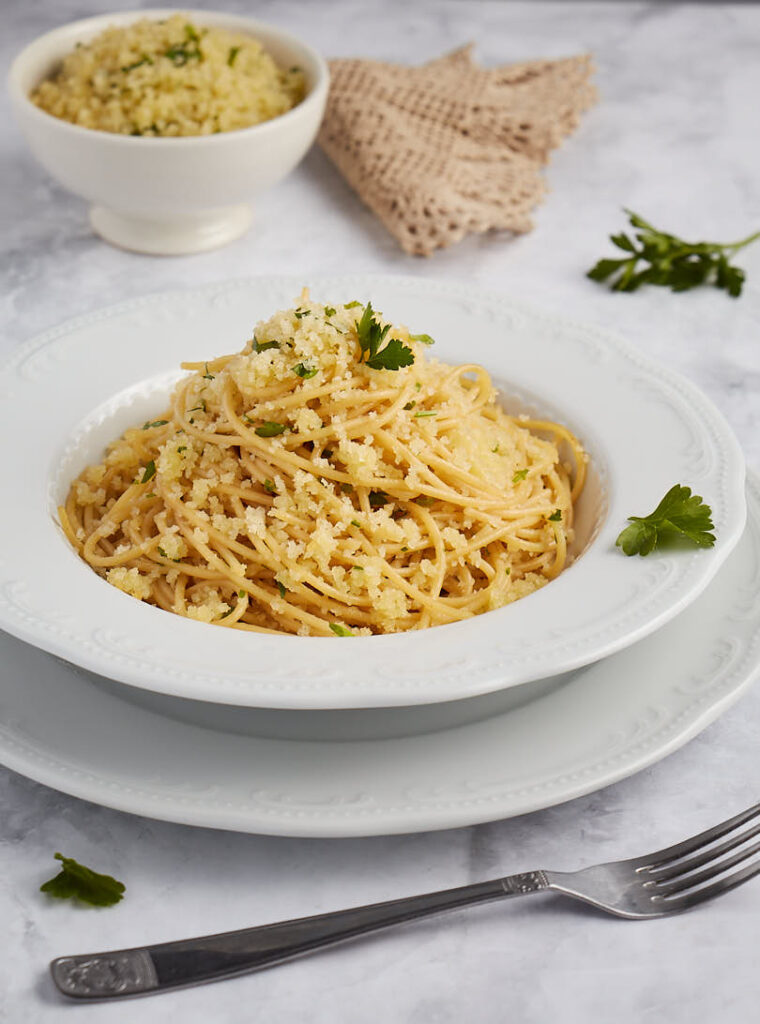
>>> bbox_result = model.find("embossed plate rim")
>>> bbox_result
[0,275,747,708]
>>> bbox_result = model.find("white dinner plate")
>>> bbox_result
[0,477,758,837]
[0,276,746,708]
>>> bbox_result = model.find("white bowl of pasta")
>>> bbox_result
[0,276,746,708]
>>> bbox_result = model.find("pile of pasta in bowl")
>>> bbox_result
[60,293,585,636]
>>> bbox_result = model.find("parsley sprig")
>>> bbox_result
[616,484,716,556]
[588,210,760,296]
[40,853,125,908]
[356,303,414,371]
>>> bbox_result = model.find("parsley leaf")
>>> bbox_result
[368,490,389,507]
[588,210,760,296]
[255,422,287,437]
[140,460,156,484]
[263,478,277,495]
[410,333,435,346]
[293,362,318,379]
[227,45,240,66]
[324,306,337,317]
[344,300,362,309]
[356,303,414,371]
[548,509,562,522]
[40,853,125,908]
[329,622,354,636]
[294,308,311,319]
[513,468,528,482]
[277,580,287,598]
[616,484,716,556]
[142,419,168,430]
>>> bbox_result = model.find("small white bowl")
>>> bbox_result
[8,9,329,255]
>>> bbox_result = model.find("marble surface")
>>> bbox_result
[2,1,760,1021]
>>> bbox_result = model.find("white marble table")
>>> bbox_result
[2,1,760,1021]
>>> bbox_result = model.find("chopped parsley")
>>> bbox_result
[140,461,156,484]
[227,46,240,66]
[356,303,415,371]
[294,308,311,319]
[189,399,206,413]
[344,300,362,309]
[202,363,215,379]
[255,422,287,437]
[122,54,153,73]
[40,853,125,908]
[142,419,168,430]
[324,306,337,317]
[157,546,180,563]
[165,26,202,66]
[616,484,715,556]
[329,622,354,637]
[415,496,436,507]
[403,401,416,411]
[293,362,318,379]
[513,468,529,483]
[277,581,287,598]
[263,478,277,495]
[410,333,435,346]
[368,490,389,507]
[253,337,280,353]
[548,509,562,522]
[238,589,246,598]
[350,519,361,528]
[414,410,437,418]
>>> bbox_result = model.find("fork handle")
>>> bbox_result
[51,870,549,999]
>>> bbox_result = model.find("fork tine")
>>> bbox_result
[647,821,760,882]
[637,801,760,869]
[659,858,760,913]
[651,837,760,897]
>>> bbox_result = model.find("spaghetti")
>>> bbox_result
[60,294,586,636]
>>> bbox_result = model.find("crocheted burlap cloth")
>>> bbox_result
[318,46,596,256]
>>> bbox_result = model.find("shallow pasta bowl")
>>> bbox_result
[8,9,329,255]
[0,276,746,709]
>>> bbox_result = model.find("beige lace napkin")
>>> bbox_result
[318,46,596,256]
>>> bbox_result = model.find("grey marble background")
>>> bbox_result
[2,2,760,1022]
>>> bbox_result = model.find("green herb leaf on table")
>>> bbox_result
[588,210,760,296]
[616,484,716,556]
[40,854,125,908]
[356,303,415,371]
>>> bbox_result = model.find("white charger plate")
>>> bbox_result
[0,276,746,708]
[0,477,758,838]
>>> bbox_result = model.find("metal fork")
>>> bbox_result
[51,801,760,1000]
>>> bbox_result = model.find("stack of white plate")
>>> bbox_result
[0,277,755,837]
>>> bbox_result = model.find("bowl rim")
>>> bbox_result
[0,274,747,709]
[7,7,330,145]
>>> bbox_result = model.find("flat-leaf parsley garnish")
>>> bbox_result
[255,421,287,437]
[140,460,156,483]
[40,853,125,908]
[588,210,760,296]
[356,303,414,371]
[616,484,716,556]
